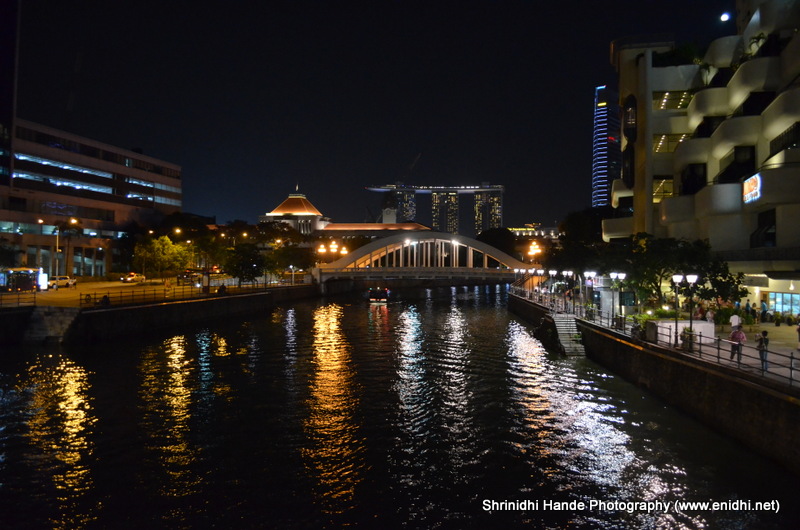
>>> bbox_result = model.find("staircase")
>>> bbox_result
[23,306,81,343]
[552,313,585,355]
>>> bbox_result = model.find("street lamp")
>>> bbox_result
[610,272,626,327]
[686,273,699,350]
[584,271,596,317]
[562,270,574,313]
[672,274,684,347]
[289,265,295,285]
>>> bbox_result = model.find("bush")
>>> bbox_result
[785,315,795,326]
[653,308,678,319]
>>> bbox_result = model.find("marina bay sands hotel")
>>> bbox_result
[366,182,504,236]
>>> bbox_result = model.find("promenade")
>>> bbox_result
[510,286,800,389]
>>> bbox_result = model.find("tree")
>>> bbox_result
[225,243,266,286]
[133,236,190,278]
[476,227,517,258]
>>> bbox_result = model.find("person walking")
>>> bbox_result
[729,325,746,363]
[756,330,769,373]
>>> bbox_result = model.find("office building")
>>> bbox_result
[602,0,800,310]
[1,1,183,276]
[591,85,622,207]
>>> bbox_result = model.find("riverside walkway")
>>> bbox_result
[510,286,800,389]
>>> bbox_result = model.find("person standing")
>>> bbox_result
[729,312,741,329]
[729,325,746,363]
[756,330,769,373]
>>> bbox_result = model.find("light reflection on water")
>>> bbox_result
[0,286,799,528]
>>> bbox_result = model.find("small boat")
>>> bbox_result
[368,287,389,303]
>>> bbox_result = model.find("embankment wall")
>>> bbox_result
[577,318,800,475]
[64,285,319,345]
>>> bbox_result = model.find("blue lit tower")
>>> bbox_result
[591,85,621,207]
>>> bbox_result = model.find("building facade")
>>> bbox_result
[591,85,622,207]
[367,182,504,235]
[1,0,183,278]
[603,0,800,313]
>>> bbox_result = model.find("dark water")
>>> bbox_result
[1,286,799,529]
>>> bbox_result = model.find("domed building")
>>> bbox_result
[259,192,330,235]
[260,189,430,239]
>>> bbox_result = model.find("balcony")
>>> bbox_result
[673,137,710,173]
[695,182,742,215]
[659,194,695,224]
[743,166,800,209]
[703,35,741,68]
[727,57,781,111]
[710,115,761,159]
[687,88,728,130]
[610,178,633,209]
[762,87,800,141]
[602,216,634,242]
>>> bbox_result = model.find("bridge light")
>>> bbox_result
[318,244,326,253]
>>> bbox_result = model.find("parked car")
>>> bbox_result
[120,272,146,283]
[48,275,73,289]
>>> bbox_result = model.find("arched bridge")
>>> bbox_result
[312,231,529,285]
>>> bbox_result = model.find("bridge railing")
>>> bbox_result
[317,266,517,280]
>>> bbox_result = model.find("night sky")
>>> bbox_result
[16,1,735,229]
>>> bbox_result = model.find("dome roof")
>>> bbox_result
[266,193,323,216]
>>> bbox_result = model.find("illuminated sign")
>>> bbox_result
[743,174,761,203]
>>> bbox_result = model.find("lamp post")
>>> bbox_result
[563,270,574,313]
[55,226,60,277]
[610,272,626,327]
[584,271,596,318]
[686,274,699,350]
[672,274,684,347]
[289,265,295,285]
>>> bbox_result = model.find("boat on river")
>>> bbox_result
[368,287,389,303]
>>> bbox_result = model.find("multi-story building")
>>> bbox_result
[591,85,622,207]
[602,0,800,313]
[2,1,183,277]
[367,182,504,235]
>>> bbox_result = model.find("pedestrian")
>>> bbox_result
[729,312,741,329]
[745,299,751,314]
[756,330,769,372]
[796,320,800,350]
[729,325,746,363]
[706,307,715,324]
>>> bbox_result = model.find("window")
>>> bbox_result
[652,91,693,110]
[653,134,688,153]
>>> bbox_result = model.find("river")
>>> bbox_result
[1,286,799,528]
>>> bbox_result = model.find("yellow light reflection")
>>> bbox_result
[302,304,364,514]
[23,354,98,528]
[138,336,201,498]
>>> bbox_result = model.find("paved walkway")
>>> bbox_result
[700,322,800,386]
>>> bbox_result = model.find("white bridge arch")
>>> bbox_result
[312,231,529,283]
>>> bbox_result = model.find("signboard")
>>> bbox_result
[743,174,761,203]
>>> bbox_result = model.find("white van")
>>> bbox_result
[48,276,72,289]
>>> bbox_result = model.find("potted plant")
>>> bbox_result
[774,313,784,326]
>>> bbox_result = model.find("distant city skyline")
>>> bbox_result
[15,2,737,227]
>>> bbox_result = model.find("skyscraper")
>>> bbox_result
[591,85,621,207]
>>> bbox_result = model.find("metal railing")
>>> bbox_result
[509,286,799,388]
[78,282,280,309]
[0,291,37,308]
